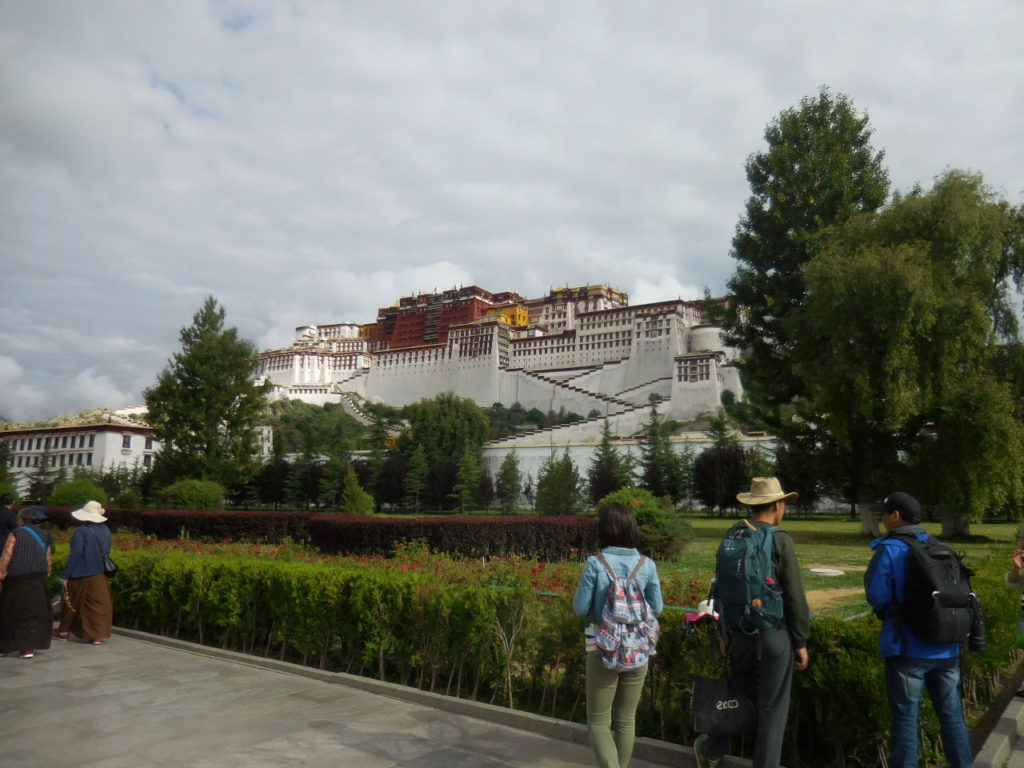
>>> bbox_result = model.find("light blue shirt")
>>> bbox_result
[572,546,664,626]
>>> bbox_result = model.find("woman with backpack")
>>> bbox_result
[572,502,664,768]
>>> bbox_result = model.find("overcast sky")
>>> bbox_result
[2,1,1022,422]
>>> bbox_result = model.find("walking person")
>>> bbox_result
[694,477,810,768]
[573,502,664,768]
[0,493,18,543]
[54,501,113,645]
[864,492,973,768]
[0,507,53,658]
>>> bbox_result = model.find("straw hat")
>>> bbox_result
[736,477,798,506]
[71,500,107,523]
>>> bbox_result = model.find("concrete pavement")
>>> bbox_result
[0,629,699,768]
[7,628,1018,767]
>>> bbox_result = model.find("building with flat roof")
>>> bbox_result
[254,283,742,439]
[1,421,159,496]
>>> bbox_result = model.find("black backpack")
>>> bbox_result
[888,531,979,646]
[714,520,784,633]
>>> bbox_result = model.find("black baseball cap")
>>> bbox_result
[873,492,921,521]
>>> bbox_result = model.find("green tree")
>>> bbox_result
[692,444,748,516]
[451,448,482,513]
[144,296,270,488]
[587,419,630,504]
[403,445,429,513]
[534,448,585,515]
[340,464,374,515]
[791,170,1024,535]
[723,87,889,423]
[158,478,224,511]
[639,398,681,501]
[398,392,489,508]
[50,477,108,508]
[25,450,60,503]
[496,450,522,514]
[0,440,12,490]
[317,456,349,511]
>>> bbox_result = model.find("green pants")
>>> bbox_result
[585,651,649,768]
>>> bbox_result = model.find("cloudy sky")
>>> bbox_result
[2,1,1022,422]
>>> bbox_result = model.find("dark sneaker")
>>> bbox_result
[52,630,69,640]
[693,733,720,768]
[18,650,34,659]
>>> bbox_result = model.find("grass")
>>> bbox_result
[665,515,1020,615]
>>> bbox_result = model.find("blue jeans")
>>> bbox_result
[885,656,973,768]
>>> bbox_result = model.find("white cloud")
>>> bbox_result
[2,1,1024,421]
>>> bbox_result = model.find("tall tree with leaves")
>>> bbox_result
[791,170,1024,535]
[587,419,631,504]
[451,448,482,513]
[639,398,680,501]
[723,87,890,422]
[403,445,429,513]
[145,296,269,488]
[496,450,522,514]
[535,447,585,515]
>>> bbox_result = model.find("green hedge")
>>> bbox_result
[47,549,1020,766]
[308,514,598,560]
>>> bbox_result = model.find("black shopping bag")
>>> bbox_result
[690,675,757,736]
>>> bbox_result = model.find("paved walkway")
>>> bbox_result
[6,629,1019,767]
[0,629,695,768]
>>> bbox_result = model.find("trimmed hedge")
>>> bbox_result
[309,514,598,561]
[45,507,597,561]
[46,547,1020,767]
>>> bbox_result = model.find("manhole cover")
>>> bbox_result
[808,567,845,577]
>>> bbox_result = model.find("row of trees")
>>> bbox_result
[721,87,1024,535]
[118,87,1024,532]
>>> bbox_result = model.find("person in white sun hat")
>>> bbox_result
[54,501,113,645]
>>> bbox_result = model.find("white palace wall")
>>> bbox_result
[256,296,745,430]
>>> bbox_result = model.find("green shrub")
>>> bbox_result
[158,479,224,511]
[597,487,692,561]
[49,478,108,508]
[51,539,1016,767]
[115,490,141,508]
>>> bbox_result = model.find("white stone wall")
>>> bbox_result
[3,426,159,495]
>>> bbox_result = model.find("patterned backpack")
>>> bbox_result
[593,553,660,672]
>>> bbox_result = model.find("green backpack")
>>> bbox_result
[714,520,784,633]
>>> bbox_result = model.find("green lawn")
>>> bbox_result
[665,515,1019,616]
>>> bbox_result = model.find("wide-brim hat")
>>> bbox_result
[71,500,107,523]
[736,477,798,506]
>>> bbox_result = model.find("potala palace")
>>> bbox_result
[255,284,742,445]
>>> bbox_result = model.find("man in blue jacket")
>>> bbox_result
[864,492,972,768]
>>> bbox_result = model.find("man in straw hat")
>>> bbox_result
[694,477,810,768]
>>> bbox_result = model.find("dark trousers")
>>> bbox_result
[703,627,794,768]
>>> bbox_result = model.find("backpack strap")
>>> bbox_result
[595,552,618,580]
[20,525,46,553]
[628,556,647,580]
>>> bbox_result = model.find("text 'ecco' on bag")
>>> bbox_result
[690,675,757,736]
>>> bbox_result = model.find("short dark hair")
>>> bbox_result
[0,493,13,506]
[749,500,776,515]
[598,502,640,548]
